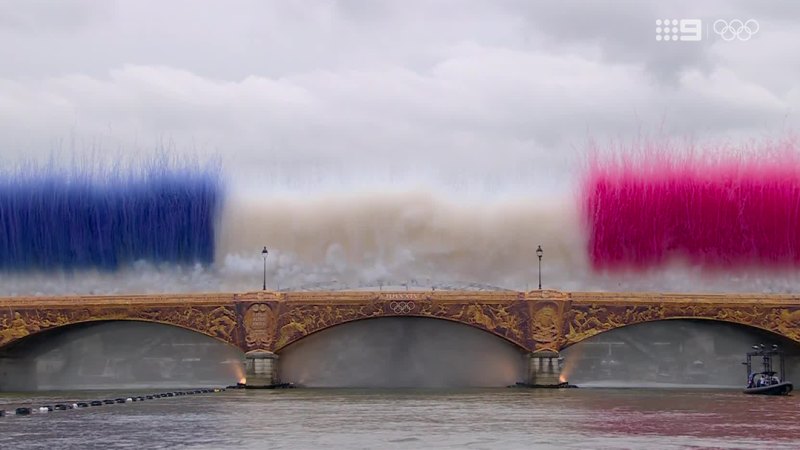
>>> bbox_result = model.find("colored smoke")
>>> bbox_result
[0,157,222,271]
[8,136,800,295]
[218,192,583,291]
[583,137,800,271]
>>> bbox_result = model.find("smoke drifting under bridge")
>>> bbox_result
[0,319,798,390]
[562,320,800,388]
[279,317,526,388]
[0,321,243,391]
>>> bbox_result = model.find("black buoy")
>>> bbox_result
[166,392,174,397]
[90,401,103,406]
[54,404,69,411]
[0,410,5,417]
[114,398,125,404]
[15,407,31,416]
[103,400,115,405]
[77,402,90,408]
[145,395,154,400]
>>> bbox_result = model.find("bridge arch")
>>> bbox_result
[0,303,241,352]
[0,318,241,354]
[276,315,527,387]
[562,316,800,350]
[561,303,800,350]
[274,314,528,353]
[0,319,245,391]
[559,318,800,386]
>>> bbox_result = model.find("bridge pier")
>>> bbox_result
[244,350,280,388]
[524,351,567,387]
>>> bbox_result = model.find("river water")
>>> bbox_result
[1,388,798,449]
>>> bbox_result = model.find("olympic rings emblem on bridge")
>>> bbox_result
[389,300,416,314]
[713,19,759,41]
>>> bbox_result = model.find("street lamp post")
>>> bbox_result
[261,246,268,291]
[536,245,543,290]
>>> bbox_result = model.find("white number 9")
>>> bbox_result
[680,19,702,41]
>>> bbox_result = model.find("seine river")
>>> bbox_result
[1,388,798,449]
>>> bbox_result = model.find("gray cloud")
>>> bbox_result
[0,0,797,194]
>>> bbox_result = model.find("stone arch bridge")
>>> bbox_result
[1,290,799,387]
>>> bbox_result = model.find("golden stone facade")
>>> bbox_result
[1,290,799,353]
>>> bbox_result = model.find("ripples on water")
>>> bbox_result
[1,389,799,449]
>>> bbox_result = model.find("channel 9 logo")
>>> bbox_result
[656,19,759,42]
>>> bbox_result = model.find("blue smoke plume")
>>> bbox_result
[0,157,222,271]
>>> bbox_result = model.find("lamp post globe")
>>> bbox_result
[261,246,269,291]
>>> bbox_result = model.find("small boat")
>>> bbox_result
[743,344,793,396]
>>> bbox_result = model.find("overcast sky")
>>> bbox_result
[0,0,798,194]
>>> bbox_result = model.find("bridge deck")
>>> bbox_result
[1,290,798,354]
[1,289,799,306]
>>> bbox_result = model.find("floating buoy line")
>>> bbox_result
[1,387,234,417]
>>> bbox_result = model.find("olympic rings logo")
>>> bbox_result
[389,300,415,314]
[713,19,759,41]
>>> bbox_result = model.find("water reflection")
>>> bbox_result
[0,389,798,449]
